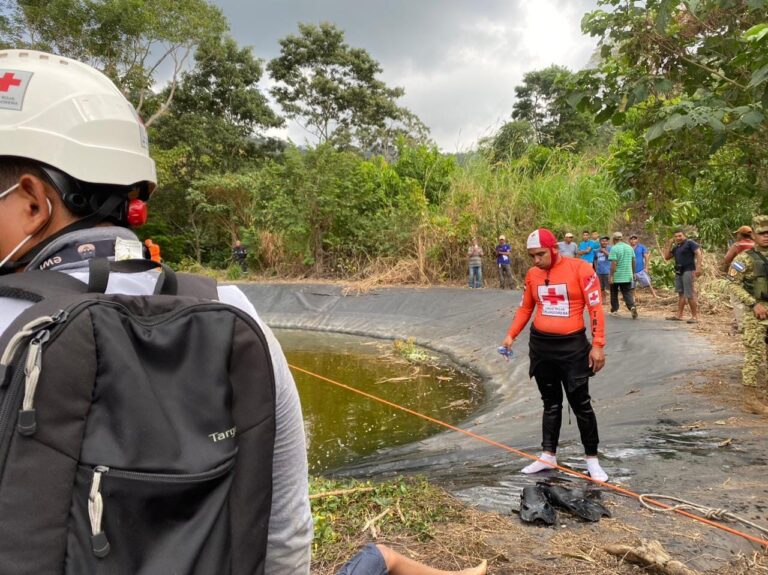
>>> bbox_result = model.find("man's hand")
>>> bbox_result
[754,303,768,320]
[589,346,605,373]
[501,335,514,350]
[608,275,614,285]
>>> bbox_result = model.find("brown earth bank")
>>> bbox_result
[235,277,767,574]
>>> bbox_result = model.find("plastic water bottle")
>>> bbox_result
[497,346,513,360]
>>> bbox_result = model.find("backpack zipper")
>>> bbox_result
[16,329,50,436]
[0,311,67,388]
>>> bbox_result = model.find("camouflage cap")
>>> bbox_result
[753,215,768,234]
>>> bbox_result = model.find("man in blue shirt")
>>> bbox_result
[577,230,598,267]
[629,235,657,298]
[663,230,702,323]
[595,236,612,299]
[496,234,514,289]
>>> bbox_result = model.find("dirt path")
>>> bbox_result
[238,282,768,573]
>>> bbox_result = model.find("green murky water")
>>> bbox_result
[275,329,484,474]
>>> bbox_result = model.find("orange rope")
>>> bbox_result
[289,363,768,548]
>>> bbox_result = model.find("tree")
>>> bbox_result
[482,120,536,163]
[512,65,596,149]
[1,0,227,125]
[150,35,282,174]
[569,0,768,240]
[146,35,282,263]
[572,0,767,150]
[268,22,424,149]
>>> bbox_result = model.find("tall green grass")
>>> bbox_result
[428,150,621,280]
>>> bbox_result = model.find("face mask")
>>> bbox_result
[0,183,53,269]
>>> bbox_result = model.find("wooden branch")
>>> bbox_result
[308,487,374,500]
[361,507,391,539]
[144,45,192,127]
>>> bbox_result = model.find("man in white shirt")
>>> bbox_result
[0,49,311,574]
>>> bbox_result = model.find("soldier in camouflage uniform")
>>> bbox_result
[727,215,768,388]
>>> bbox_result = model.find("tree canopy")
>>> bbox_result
[511,65,596,149]
[1,0,227,125]
[267,22,427,152]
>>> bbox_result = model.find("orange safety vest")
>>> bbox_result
[147,242,161,263]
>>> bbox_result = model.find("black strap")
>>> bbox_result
[87,258,111,293]
[87,258,178,296]
[0,270,89,301]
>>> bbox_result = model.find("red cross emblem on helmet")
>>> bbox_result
[0,72,22,92]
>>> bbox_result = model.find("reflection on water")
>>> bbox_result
[275,329,484,474]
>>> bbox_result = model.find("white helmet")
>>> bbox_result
[0,49,156,194]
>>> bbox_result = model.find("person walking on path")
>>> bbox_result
[496,234,514,289]
[663,230,702,323]
[595,235,612,300]
[557,232,578,258]
[232,239,248,272]
[609,232,638,318]
[467,237,483,288]
[629,234,657,298]
[500,228,609,483]
[726,215,768,389]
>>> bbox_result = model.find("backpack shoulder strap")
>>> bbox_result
[0,271,90,372]
[0,270,88,303]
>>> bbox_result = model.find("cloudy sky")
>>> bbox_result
[212,0,600,151]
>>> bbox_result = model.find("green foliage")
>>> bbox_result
[512,65,597,149]
[571,1,768,246]
[393,338,433,363]
[309,475,463,563]
[393,139,457,205]
[648,255,675,289]
[267,23,426,151]
[225,264,243,281]
[435,148,621,279]
[482,120,535,164]
[574,0,767,147]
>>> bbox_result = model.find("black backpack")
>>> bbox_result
[0,259,276,575]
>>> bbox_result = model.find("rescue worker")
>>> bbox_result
[727,215,768,389]
[144,238,161,263]
[500,228,609,482]
[0,49,311,573]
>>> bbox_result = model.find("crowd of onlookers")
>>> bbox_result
[467,230,661,319]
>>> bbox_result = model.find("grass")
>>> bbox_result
[309,476,470,574]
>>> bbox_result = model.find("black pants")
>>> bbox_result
[610,281,634,312]
[533,362,599,456]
